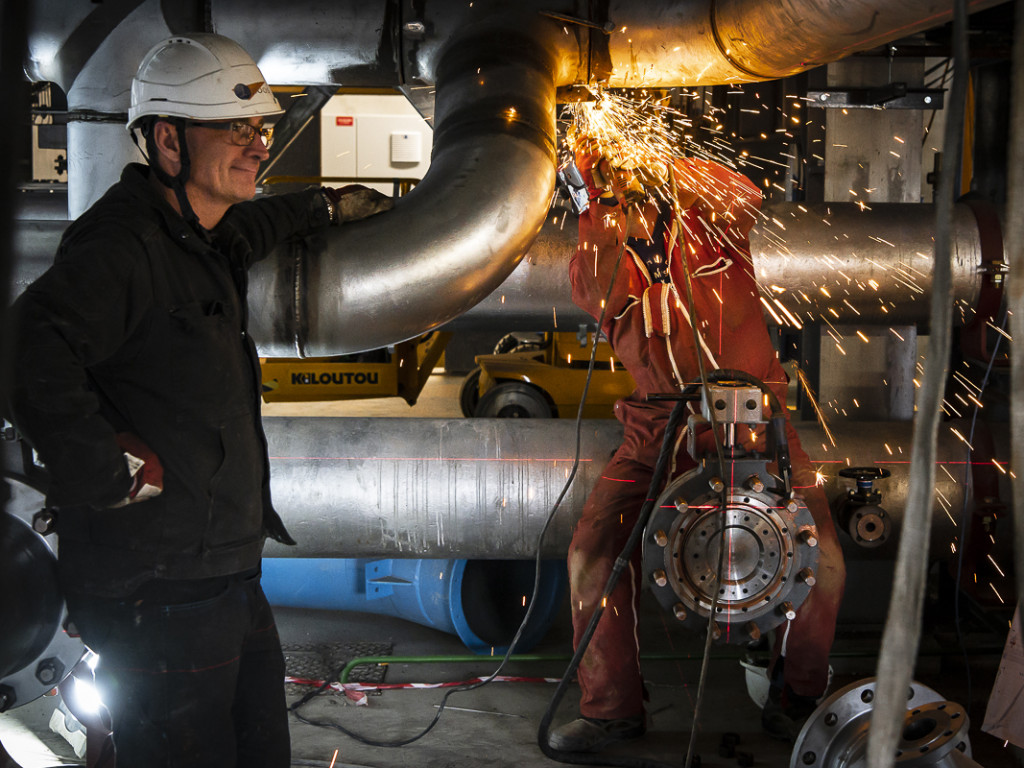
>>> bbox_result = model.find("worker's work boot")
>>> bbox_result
[548,716,646,752]
[761,684,821,742]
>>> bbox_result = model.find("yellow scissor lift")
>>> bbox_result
[460,330,635,419]
[260,331,451,406]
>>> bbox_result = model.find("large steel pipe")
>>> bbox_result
[30,0,997,91]
[451,201,997,330]
[263,418,1008,560]
[11,201,999,332]
[248,15,561,356]
[600,0,1005,87]
[749,202,988,327]
[263,417,622,558]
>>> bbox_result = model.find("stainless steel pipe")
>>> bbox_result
[453,201,996,331]
[600,0,1006,87]
[29,0,997,90]
[12,201,999,334]
[262,418,1007,560]
[248,14,561,356]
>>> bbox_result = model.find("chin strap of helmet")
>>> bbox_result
[132,117,203,232]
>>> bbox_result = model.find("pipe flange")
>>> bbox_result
[643,458,819,642]
[792,678,975,768]
[846,504,892,547]
[0,474,85,711]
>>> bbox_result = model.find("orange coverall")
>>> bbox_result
[567,157,845,719]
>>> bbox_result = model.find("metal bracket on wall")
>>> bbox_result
[807,84,945,110]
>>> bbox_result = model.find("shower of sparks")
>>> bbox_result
[795,366,836,447]
[556,85,1015,583]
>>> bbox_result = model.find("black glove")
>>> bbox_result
[320,185,394,224]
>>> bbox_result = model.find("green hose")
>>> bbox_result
[337,646,1004,684]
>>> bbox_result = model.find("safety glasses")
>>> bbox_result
[190,120,273,149]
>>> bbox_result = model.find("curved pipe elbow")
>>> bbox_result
[249,16,559,357]
[304,136,552,356]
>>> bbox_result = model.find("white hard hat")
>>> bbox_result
[128,33,283,128]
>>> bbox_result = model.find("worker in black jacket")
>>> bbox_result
[7,33,392,767]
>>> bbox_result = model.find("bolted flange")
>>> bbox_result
[642,458,819,643]
[791,678,976,768]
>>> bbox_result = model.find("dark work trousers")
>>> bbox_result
[64,568,290,768]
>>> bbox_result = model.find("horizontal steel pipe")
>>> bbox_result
[600,0,1006,87]
[12,201,997,334]
[451,202,995,330]
[29,1,1001,92]
[263,418,1008,560]
[263,417,622,558]
[750,202,987,327]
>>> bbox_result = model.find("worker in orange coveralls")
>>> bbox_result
[547,137,846,752]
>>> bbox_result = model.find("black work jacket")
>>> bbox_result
[8,163,330,596]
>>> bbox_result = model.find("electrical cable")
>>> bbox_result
[667,177,728,768]
[866,0,969,762]
[289,205,638,749]
[537,397,691,768]
[952,311,1008,715]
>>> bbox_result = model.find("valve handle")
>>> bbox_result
[838,467,892,482]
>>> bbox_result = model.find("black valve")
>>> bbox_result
[833,467,892,548]
[838,467,891,497]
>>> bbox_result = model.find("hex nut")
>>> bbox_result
[0,685,15,713]
[35,658,64,686]
[798,527,819,548]
[798,567,817,586]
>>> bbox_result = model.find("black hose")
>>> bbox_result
[537,398,690,768]
[289,209,640,749]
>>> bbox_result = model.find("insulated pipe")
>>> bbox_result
[599,0,1007,87]
[262,418,1009,559]
[10,200,1000,333]
[249,14,562,356]
[25,0,169,216]
[451,201,996,332]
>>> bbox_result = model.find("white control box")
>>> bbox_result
[320,94,432,184]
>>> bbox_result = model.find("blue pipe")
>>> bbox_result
[260,558,567,655]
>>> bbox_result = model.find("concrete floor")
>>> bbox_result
[3,374,1022,767]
